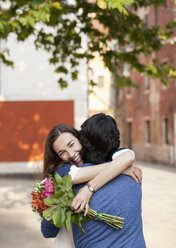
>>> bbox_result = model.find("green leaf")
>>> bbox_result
[52,207,62,227]
[62,175,73,191]
[55,173,62,184]
[71,213,86,234]
[71,70,78,80]
[54,191,65,198]
[52,194,69,205]
[65,210,71,231]
[55,66,68,74]
[52,2,62,10]
[43,205,56,221]
[89,80,97,87]
[58,78,68,89]
[44,197,55,205]
[60,207,66,225]
[68,190,76,199]
[0,0,174,90]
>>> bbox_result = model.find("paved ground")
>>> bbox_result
[139,162,176,248]
[0,161,176,248]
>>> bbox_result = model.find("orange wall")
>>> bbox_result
[0,101,74,162]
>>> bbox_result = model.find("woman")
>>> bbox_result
[41,114,142,247]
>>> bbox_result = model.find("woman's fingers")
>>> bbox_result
[75,202,85,213]
[71,196,86,212]
[138,167,143,174]
[133,167,142,183]
[136,167,143,182]
[122,163,143,183]
[131,172,139,183]
[84,203,89,216]
[70,185,93,214]
[70,197,78,210]
[72,200,82,211]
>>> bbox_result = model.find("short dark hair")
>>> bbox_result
[79,113,120,164]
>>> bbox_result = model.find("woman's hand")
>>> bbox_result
[122,163,142,183]
[71,185,93,216]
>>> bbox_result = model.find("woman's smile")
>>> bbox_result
[70,154,83,166]
[53,132,83,166]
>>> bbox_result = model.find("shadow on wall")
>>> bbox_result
[0,101,74,162]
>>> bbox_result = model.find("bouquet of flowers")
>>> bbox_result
[31,173,124,234]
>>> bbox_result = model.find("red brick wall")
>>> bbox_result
[117,1,176,166]
[0,101,74,162]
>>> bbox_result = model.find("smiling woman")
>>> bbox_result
[52,132,83,166]
[42,124,81,180]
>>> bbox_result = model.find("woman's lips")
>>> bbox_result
[71,155,83,166]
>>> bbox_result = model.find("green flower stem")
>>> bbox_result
[87,209,124,230]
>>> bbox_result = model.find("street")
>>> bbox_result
[0,176,53,248]
[0,162,176,248]
[140,161,176,248]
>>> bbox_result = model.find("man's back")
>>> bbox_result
[72,174,146,248]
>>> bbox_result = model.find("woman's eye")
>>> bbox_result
[69,143,74,147]
[59,151,65,156]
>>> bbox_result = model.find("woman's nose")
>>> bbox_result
[68,150,75,158]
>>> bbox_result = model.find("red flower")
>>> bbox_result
[31,191,48,216]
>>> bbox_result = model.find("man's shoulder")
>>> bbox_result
[56,163,72,177]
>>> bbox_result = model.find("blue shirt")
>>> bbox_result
[41,162,146,247]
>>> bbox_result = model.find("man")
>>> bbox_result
[41,113,146,247]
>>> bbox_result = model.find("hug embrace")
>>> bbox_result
[40,113,146,248]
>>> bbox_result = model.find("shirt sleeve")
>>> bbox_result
[56,163,72,177]
[56,163,80,181]
[68,165,80,180]
[41,219,60,238]
[112,148,135,160]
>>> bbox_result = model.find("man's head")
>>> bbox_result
[79,113,120,164]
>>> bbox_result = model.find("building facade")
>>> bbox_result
[117,1,176,167]
[88,20,116,118]
[88,52,117,117]
[0,35,88,173]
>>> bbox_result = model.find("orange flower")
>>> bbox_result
[31,191,48,216]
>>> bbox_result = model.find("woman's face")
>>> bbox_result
[53,132,83,166]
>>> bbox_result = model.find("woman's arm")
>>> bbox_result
[41,218,60,238]
[71,151,138,215]
[72,150,135,184]
[83,151,135,191]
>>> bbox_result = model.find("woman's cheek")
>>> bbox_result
[60,154,67,162]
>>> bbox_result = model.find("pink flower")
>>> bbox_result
[41,177,55,199]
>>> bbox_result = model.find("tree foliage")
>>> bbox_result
[0,0,176,88]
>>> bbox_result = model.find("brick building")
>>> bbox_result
[117,1,176,167]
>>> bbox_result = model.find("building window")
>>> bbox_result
[174,4,176,22]
[163,118,169,144]
[154,6,158,26]
[161,58,168,85]
[123,63,130,77]
[144,13,149,28]
[146,120,151,143]
[127,121,132,149]
[97,75,104,88]
[127,87,131,95]
[145,74,150,91]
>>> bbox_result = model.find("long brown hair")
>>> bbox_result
[41,124,79,179]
